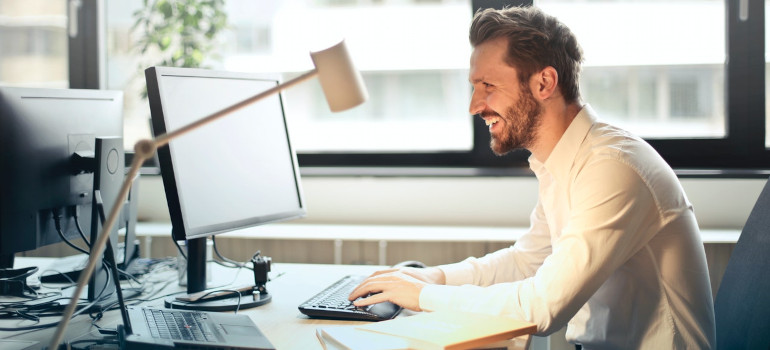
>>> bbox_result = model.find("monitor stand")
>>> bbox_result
[0,254,13,269]
[163,237,271,312]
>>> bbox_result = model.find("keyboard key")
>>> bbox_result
[142,309,216,342]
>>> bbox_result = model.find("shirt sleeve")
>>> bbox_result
[439,199,553,287]
[419,158,664,335]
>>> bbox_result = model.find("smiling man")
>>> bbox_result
[349,6,715,349]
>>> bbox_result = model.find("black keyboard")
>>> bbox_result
[298,275,402,321]
[143,308,216,342]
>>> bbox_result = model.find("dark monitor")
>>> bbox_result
[145,67,306,310]
[0,86,124,301]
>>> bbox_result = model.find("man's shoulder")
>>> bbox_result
[578,121,679,184]
[581,121,658,163]
[575,121,689,208]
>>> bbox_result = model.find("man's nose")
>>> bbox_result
[469,89,486,115]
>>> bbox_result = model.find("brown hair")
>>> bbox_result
[470,6,583,103]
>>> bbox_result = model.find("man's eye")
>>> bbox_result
[483,82,493,88]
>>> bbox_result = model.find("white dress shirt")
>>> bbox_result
[419,105,716,349]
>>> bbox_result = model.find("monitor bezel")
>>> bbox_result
[145,66,307,242]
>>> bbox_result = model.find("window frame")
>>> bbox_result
[68,0,102,90]
[78,0,769,178]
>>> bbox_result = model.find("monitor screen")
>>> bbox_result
[0,87,124,268]
[146,67,306,241]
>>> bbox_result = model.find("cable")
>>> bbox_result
[0,288,107,331]
[116,258,177,303]
[73,206,90,248]
[83,259,119,323]
[0,256,130,332]
[68,338,120,348]
[173,239,187,261]
[211,236,253,270]
[192,289,243,314]
[52,210,89,256]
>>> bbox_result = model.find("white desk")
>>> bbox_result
[0,258,532,349]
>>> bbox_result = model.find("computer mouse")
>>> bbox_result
[392,260,426,269]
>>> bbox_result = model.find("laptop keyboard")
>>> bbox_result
[298,275,402,321]
[143,308,216,342]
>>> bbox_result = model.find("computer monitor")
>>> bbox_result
[0,86,125,301]
[145,67,306,310]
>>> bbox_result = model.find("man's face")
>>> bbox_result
[468,38,543,156]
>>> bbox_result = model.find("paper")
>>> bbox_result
[355,311,536,350]
[316,326,411,350]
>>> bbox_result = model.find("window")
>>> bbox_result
[539,0,726,141]
[105,0,474,156]
[7,0,768,174]
[0,0,68,88]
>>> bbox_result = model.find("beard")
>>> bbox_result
[486,88,543,156]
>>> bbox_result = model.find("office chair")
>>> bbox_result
[713,176,770,349]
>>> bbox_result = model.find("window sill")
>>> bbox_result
[137,165,770,178]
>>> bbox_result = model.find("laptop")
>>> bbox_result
[100,243,275,349]
[119,305,275,349]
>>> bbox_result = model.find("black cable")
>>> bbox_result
[0,259,123,332]
[117,267,144,289]
[0,289,106,331]
[131,270,246,304]
[68,337,120,348]
[173,239,187,261]
[212,260,241,269]
[73,206,90,248]
[211,236,253,270]
[128,280,177,303]
[85,259,118,324]
[192,289,242,314]
[52,210,89,255]
[38,268,77,288]
[116,258,178,303]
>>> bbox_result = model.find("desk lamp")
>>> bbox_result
[49,40,368,349]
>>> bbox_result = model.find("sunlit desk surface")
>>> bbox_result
[2,258,531,350]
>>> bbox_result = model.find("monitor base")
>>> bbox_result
[163,292,271,312]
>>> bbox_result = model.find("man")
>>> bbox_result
[349,6,716,349]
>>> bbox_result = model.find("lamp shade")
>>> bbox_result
[310,40,368,112]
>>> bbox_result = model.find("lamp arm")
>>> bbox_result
[155,69,319,148]
[48,152,145,350]
[48,67,320,349]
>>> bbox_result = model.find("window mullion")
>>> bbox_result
[67,0,101,89]
[725,0,765,164]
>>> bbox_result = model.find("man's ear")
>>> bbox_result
[531,66,559,101]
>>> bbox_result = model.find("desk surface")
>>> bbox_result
[0,258,470,350]
[250,262,402,349]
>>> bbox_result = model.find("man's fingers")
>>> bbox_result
[346,272,425,312]
[348,277,386,300]
[352,292,388,307]
[349,273,400,300]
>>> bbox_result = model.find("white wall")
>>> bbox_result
[136,175,766,230]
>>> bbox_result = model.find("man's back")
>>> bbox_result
[555,107,715,348]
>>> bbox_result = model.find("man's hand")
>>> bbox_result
[347,267,446,311]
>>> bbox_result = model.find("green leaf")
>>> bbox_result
[131,0,230,100]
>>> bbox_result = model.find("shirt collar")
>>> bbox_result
[529,105,598,183]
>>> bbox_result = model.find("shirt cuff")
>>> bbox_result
[438,258,477,286]
[419,284,457,312]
